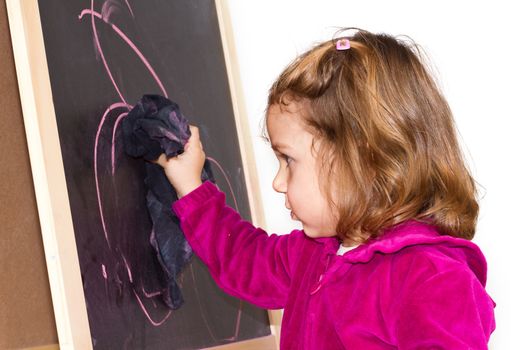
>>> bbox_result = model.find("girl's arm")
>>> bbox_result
[172,181,303,309]
[156,126,301,308]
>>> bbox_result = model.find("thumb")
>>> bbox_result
[153,153,168,167]
[186,125,203,150]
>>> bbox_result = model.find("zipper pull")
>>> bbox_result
[310,253,334,295]
[310,273,324,295]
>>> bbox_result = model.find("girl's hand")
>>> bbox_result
[155,125,206,198]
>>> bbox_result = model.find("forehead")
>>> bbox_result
[266,103,307,135]
[266,102,314,149]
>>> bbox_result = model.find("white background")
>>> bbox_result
[226,1,511,348]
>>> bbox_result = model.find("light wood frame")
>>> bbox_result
[6,0,281,349]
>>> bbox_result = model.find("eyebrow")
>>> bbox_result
[271,142,291,153]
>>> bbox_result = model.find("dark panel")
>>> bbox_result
[36,0,270,349]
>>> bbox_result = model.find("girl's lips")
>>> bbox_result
[290,211,298,220]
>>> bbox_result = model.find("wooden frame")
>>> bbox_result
[6,0,280,348]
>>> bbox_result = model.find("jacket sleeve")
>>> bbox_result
[172,181,304,309]
[394,267,496,349]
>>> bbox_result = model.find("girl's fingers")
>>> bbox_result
[155,126,203,165]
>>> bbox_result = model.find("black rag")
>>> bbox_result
[121,94,214,309]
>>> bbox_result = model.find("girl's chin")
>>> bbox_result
[302,227,321,238]
[302,226,338,239]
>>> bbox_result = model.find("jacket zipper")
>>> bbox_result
[310,253,332,295]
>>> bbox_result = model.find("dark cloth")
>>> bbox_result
[121,94,214,309]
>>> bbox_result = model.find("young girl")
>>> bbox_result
[156,29,496,349]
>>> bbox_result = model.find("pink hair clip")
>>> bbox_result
[336,38,350,51]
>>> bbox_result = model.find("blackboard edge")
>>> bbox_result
[6,0,92,349]
[214,2,282,346]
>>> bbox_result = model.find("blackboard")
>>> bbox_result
[9,0,273,349]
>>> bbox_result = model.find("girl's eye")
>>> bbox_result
[275,152,292,167]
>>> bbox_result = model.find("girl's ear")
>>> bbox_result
[310,138,318,156]
[310,133,326,157]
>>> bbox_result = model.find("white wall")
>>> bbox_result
[226,0,511,348]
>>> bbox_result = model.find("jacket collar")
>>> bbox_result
[312,220,487,284]
[312,220,438,255]
[343,220,441,263]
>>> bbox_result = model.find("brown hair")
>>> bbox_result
[267,28,478,242]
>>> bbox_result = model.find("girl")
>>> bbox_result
[156,29,496,349]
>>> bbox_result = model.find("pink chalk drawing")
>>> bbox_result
[79,0,243,337]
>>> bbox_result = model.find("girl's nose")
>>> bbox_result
[272,168,287,193]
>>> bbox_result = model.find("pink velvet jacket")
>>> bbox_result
[172,181,496,349]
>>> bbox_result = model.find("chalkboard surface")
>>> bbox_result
[37,0,270,348]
